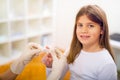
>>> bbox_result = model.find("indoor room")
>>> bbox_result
[0,0,120,79]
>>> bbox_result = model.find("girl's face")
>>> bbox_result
[76,15,103,47]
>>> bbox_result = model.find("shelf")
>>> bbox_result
[0,0,8,21]
[0,0,55,64]
[9,0,25,19]
[28,0,43,16]
[0,22,9,44]
[12,39,27,55]
[42,0,53,15]
[28,36,41,44]
[0,53,20,65]
[42,18,53,29]
[0,43,11,56]
[110,39,120,50]
[10,20,26,41]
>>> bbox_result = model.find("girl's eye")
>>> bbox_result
[77,24,83,28]
[88,24,94,28]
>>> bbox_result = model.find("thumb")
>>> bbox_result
[28,49,41,58]
[50,49,58,61]
[54,48,63,58]
[28,42,43,50]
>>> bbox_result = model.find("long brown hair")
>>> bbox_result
[67,5,115,64]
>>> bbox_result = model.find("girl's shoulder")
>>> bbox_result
[98,48,115,64]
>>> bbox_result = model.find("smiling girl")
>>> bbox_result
[43,5,117,80]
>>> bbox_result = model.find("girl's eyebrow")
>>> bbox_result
[86,21,96,24]
[77,22,95,25]
[87,23,95,25]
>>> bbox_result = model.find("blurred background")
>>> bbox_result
[0,0,120,75]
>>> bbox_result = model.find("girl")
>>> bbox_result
[43,4,117,80]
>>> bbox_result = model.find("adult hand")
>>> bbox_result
[10,42,42,74]
[47,48,67,80]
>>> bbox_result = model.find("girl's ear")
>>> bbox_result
[100,30,103,34]
[100,27,104,34]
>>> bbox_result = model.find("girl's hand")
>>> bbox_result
[42,53,53,68]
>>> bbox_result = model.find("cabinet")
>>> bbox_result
[110,40,120,70]
[0,0,55,64]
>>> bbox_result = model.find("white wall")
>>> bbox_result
[54,0,120,49]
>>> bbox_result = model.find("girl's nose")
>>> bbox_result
[81,27,88,33]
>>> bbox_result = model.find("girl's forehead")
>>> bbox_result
[77,15,93,23]
[77,15,100,26]
[78,15,98,22]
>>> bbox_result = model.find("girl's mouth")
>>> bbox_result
[80,35,90,39]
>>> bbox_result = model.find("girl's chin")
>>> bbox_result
[80,40,88,43]
[80,41,89,45]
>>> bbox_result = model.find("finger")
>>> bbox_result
[28,42,43,50]
[45,45,52,49]
[45,46,50,49]
[41,45,52,53]
[50,49,58,60]
[30,49,41,57]
[42,48,50,53]
[44,45,55,53]
[32,45,43,51]
[54,48,63,57]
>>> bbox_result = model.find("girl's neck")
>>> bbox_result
[82,43,103,53]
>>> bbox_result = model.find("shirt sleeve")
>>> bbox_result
[98,63,117,80]
[46,68,52,77]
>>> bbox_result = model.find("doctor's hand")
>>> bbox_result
[10,42,42,74]
[47,48,67,80]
